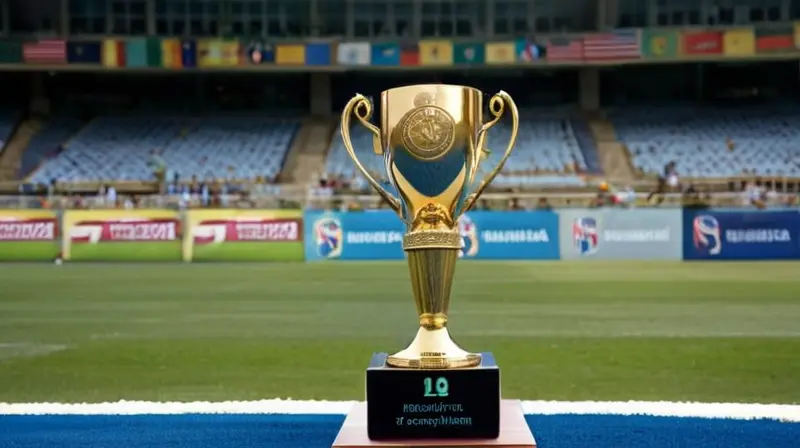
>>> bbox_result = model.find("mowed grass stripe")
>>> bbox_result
[0,262,797,404]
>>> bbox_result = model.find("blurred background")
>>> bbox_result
[0,0,797,212]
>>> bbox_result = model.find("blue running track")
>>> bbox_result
[1,414,798,448]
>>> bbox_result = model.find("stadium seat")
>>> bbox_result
[611,107,800,178]
[328,113,589,188]
[29,116,299,182]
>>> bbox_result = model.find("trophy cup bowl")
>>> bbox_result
[340,84,519,370]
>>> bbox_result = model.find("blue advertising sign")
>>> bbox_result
[458,211,559,260]
[683,210,800,260]
[304,210,404,261]
[303,210,560,261]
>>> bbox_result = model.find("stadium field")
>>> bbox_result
[0,261,798,405]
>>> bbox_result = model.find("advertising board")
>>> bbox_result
[683,210,799,260]
[303,210,560,261]
[0,209,59,261]
[185,209,303,262]
[304,210,404,261]
[558,209,683,260]
[63,209,182,261]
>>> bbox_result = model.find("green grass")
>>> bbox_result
[69,242,182,261]
[192,241,304,261]
[0,242,59,261]
[0,261,798,404]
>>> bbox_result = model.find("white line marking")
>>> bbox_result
[0,400,798,421]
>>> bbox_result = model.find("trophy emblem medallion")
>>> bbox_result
[401,93,456,161]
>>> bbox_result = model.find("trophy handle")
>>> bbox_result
[462,90,519,214]
[340,94,402,214]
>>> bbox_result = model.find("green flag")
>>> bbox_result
[453,42,485,64]
[642,30,679,58]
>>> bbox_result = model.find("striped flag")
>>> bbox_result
[583,29,641,60]
[23,39,66,63]
[546,37,583,61]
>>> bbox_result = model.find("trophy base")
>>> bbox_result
[386,327,481,369]
[333,400,535,447]
[366,352,501,440]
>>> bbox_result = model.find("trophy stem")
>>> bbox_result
[386,247,481,369]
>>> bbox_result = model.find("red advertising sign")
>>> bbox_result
[69,219,181,243]
[192,218,301,245]
[683,32,723,55]
[0,217,57,241]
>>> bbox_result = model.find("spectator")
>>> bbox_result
[536,197,552,211]
[106,184,117,208]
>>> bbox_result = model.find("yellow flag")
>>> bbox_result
[102,39,120,67]
[723,28,755,56]
[276,44,306,65]
[160,39,181,68]
[198,40,239,67]
[419,40,453,65]
[794,22,800,48]
[484,42,515,64]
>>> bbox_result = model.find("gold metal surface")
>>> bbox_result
[340,84,519,369]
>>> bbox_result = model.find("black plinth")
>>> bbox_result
[365,352,501,440]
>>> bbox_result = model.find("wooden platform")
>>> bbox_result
[332,399,536,448]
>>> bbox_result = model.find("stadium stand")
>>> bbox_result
[29,116,299,183]
[0,110,18,148]
[19,116,84,179]
[328,114,591,189]
[612,107,800,178]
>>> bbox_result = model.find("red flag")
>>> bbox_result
[23,40,66,64]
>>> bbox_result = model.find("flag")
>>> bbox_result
[683,32,722,55]
[642,30,679,58]
[0,42,22,63]
[305,42,331,65]
[795,23,800,49]
[101,40,125,67]
[484,42,514,64]
[514,39,543,62]
[546,37,583,61]
[161,39,182,68]
[337,42,370,65]
[371,43,400,66]
[67,41,101,64]
[582,29,640,59]
[453,42,484,64]
[400,42,419,66]
[275,44,305,65]
[23,40,66,64]
[419,40,453,65]
[125,39,147,67]
[245,40,275,64]
[723,28,755,56]
[199,39,238,67]
[146,38,162,67]
[180,40,197,67]
[755,27,793,52]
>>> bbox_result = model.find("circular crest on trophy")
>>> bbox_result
[401,93,456,161]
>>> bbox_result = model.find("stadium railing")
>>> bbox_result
[1,191,795,210]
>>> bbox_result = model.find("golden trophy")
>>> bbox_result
[340,84,519,369]
[332,85,536,447]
